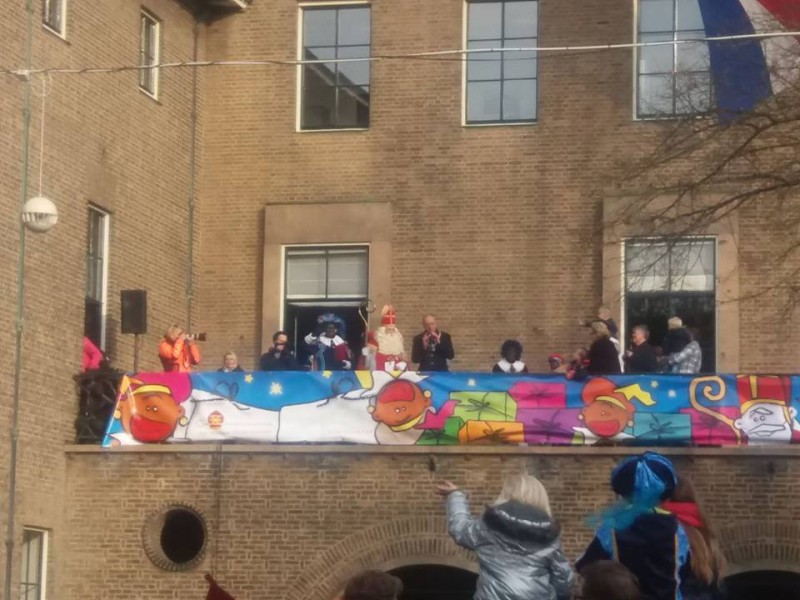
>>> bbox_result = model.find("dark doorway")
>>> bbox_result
[724,570,800,600]
[391,564,477,600]
[285,304,366,368]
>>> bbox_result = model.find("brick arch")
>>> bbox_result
[718,520,800,575]
[283,516,476,600]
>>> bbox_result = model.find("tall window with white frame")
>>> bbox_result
[283,246,369,364]
[42,0,66,36]
[300,5,371,130]
[624,238,716,371]
[465,0,538,124]
[637,0,712,117]
[139,11,161,98]
[85,207,110,349]
[21,528,48,600]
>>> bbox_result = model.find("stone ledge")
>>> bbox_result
[63,444,800,457]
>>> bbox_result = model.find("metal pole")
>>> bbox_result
[185,13,202,332]
[5,0,36,597]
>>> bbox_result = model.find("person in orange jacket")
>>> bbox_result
[159,325,201,373]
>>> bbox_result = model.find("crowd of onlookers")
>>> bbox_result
[335,451,723,600]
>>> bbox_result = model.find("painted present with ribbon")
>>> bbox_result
[457,420,525,445]
[632,412,692,445]
[451,392,517,422]
[417,417,464,446]
[680,407,742,446]
[509,381,567,410]
[419,400,457,430]
[518,408,582,445]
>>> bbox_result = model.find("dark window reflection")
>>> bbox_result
[466,1,538,124]
[302,6,370,129]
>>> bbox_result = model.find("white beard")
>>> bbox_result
[375,327,405,356]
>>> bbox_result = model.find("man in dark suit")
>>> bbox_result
[411,314,455,372]
[624,325,658,374]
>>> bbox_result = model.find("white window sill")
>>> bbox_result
[462,121,537,128]
[42,23,67,41]
[296,128,369,133]
[138,87,160,103]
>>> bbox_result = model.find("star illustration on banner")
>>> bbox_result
[650,380,659,389]
[467,379,477,387]
[668,390,677,399]
[244,374,254,384]
[269,382,283,396]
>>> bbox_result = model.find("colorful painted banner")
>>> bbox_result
[102,371,800,447]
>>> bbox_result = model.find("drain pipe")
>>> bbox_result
[4,0,35,598]
[185,11,204,331]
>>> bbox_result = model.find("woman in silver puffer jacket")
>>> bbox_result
[436,474,574,600]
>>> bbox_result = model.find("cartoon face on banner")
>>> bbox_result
[114,376,189,443]
[733,375,798,444]
[369,379,432,430]
[103,372,800,447]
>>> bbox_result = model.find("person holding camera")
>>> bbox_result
[411,314,454,372]
[159,325,202,373]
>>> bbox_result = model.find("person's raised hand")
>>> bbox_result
[434,480,459,497]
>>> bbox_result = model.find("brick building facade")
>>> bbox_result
[1,0,800,598]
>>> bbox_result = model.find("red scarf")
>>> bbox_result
[661,501,704,529]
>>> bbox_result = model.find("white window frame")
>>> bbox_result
[279,243,370,328]
[461,0,540,127]
[139,10,161,99]
[632,0,712,120]
[21,527,48,600]
[620,236,718,363]
[295,0,372,133]
[87,206,111,349]
[42,0,67,39]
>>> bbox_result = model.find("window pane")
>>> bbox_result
[503,37,537,79]
[468,2,502,40]
[502,78,536,121]
[338,7,370,45]
[504,1,537,39]
[640,0,675,33]
[21,529,44,600]
[626,243,671,292]
[638,74,674,115]
[336,86,370,128]
[286,254,327,297]
[676,33,709,71]
[676,72,712,113]
[670,241,715,291]
[467,81,502,122]
[304,9,336,46]
[337,45,370,86]
[327,252,368,297]
[676,0,703,30]
[468,40,502,81]
[640,32,674,74]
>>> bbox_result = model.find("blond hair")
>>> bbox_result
[165,325,183,341]
[589,321,609,338]
[224,350,237,361]
[668,316,683,329]
[494,473,552,516]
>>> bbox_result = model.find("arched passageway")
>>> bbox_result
[724,570,800,600]
[390,564,477,600]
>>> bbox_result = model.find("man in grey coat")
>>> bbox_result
[436,475,574,600]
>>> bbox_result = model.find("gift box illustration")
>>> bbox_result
[457,420,525,445]
[633,412,692,445]
[417,417,464,446]
[451,392,517,422]
[518,408,582,445]
[680,407,742,446]
[509,381,567,410]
